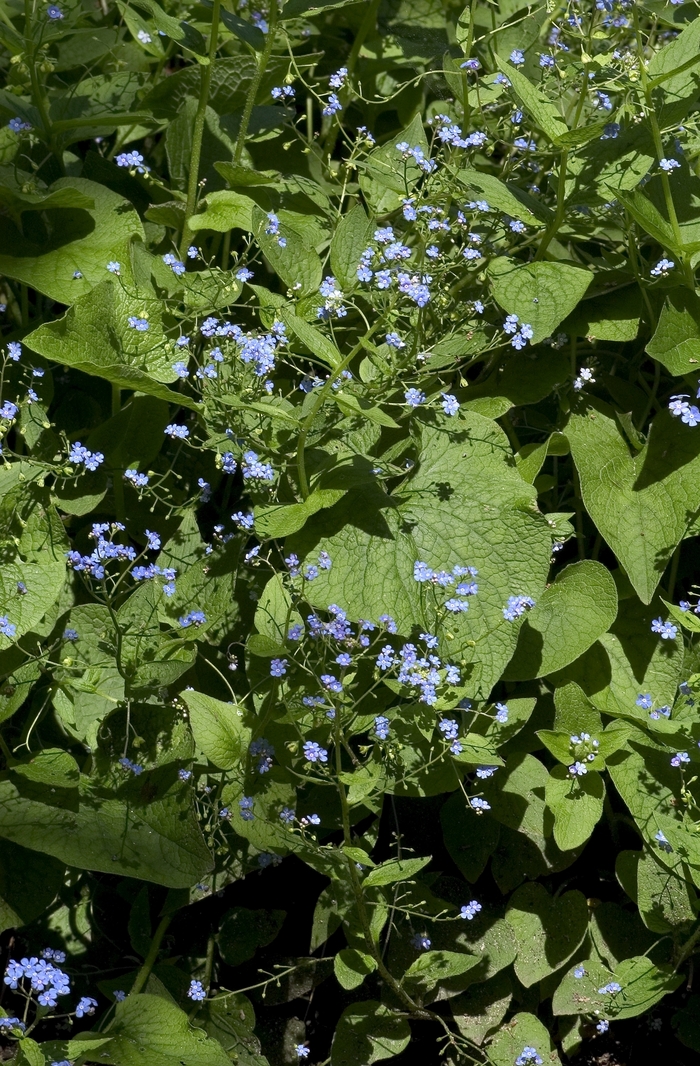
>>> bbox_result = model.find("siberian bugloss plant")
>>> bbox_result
[4,0,700,1063]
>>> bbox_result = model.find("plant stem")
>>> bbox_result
[296,326,378,499]
[633,5,689,284]
[179,0,223,260]
[233,0,279,165]
[24,0,61,170]
[111,385,125,523]
[130,915,171,995]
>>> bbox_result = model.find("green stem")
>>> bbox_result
[675,918,700,972]
[179,0,223,260]
[296,326,378,499]
[633,6,689,283]
[24,0,61,169]
[320,0,379,159]
[233,0,279,165]
[111,384,125,524]
[130,915,171,995]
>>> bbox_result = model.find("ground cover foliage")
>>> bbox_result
[4,0,700,1063]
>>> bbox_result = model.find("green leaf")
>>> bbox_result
[127,0,207,55]
[188,190,256,233]
[332,391,400,428]
[181,690,251,771]
[488,258,592,344]
[363,855,431,887]
[458,168,549,227]
[647,14,700,125]
[218,7,265,50]
[553,954,682,1020]
[505,561,618,680]
[545,765,605,851]
[12,749,79,789]
[621,848,697,932]
[330,1001,411,1066]
[647,289,700,375]
[486,1011,560,1066]
[255,490,346,539]
[15,1038,45,1066]
[218,908,286,966]
[334,948,377,990]
[254,206,322,295]
[482,753,552,843]
[359,114,429,213]
[567,406,700,603]
[565,284,642,343]
[450,972,512,1047]
[0,840,65,936]
[505,882,588,986]
[0,178,144,302]
[90,994,231,1065]
[617,189,678,251]
[0,495,67,643]
[494,57,569,144]
[330,203,374,290]
[291,417,552,699]
[404,949,479,985]
[0,776,213,888]
[26,280,199,410]
[441,790,501,882]
[278,306,342,369]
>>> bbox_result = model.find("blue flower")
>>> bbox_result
[374,716,390,740]
[47,5,63,17]
[303,741,328,763]
[405,388,425,407]
[596,1020,609,1033]
[516,1049,543,1066]
[651,617,677,640]
[239,796,254,821]
[165,424,189,439]
[322,93,342,116]
[470,797,490,812]
[187,979,206,1001]
[75,996,98,1018]
[106,261,120,274]
[385,332,405,349]
[503,595,535,620]
[598,981,622,995]
[179,610,206,628]
[574,966,586,978]
[0,616,17,639]
[510,49,525,65]
[460,900,481,919]
[270,658,287,677]
[659,157,680,172]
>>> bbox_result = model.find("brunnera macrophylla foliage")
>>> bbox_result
[5,0,700,1063]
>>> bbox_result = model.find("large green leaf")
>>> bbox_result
[647,289,700,375]
[330,1001,411,1066]
[504,560,617,680]
[0,840,65,935]
[181,690,251,770]
[26,280,200,409]
[505,882,588,986]
[567,406,700,603]
[0,493,67,643]
[488,258,592,344]
[486,1011,560,1066]
[0,775,212,888]
[545,765,605,851]
[291,416,552,699]
[0,178,144,302]
[87,995,231,1065]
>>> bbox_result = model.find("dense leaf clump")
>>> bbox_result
[3,0,700,1063]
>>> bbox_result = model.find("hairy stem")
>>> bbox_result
[233,0,279,165]
[179,0,223,259]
